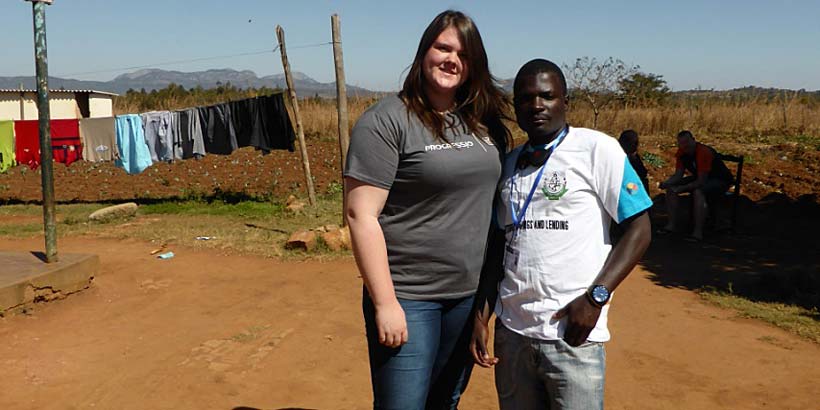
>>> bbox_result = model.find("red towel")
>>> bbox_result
[13,119,83,169]
[51,119,82,166]
[14,120,40,169]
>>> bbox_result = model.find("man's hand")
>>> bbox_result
[375,300,408,348]
[552,294,603,347]
[470,316,499,368]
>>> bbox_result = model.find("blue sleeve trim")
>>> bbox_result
[617,157,653,222]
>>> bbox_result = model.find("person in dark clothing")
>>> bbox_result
[659,130,733,241]
[619,129,649,193]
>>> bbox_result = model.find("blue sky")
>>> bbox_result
[3,0,818,91]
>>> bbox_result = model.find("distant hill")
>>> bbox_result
[0,68,376,97]
[495,79,817,98]
[676,86,820,99]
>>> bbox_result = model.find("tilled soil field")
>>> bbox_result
[0,135,816,204]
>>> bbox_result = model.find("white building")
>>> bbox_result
[0,88,117,121]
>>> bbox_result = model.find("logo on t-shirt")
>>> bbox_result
[626,182,640,194]
[542,171,568,200]
[424,140,474,152]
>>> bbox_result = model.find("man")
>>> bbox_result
[658,130,733,241]
[470,59,652,410]
[619,129,649,193]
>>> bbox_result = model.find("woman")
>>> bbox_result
[344,9,510,410]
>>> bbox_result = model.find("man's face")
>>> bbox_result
[514,72,568,140]
[677,135,696,155]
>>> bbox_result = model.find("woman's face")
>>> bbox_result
[422,26,468,101]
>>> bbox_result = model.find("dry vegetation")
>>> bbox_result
[295,93,820,152]
[113,84,820,147]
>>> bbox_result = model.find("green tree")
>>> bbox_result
[619,72,671,107]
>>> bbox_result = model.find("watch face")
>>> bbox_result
[592,285,609,304]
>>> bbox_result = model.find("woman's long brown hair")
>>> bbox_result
[400,10,511,152]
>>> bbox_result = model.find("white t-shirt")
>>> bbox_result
[494,126,652,342]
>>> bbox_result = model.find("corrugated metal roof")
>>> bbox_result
[0,89,118,96]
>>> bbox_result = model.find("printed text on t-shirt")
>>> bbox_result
[424,141,474,151]
[505,219,569,231]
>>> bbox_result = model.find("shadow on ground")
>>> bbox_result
[642,192,819,313]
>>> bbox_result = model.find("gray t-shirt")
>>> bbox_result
[344,95,503,300]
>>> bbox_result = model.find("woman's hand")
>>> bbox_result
[375,300,408,348]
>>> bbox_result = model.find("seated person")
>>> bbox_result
[619,129,649,193]
[659,130,733,241]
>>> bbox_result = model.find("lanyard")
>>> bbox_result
[509,126,569,228]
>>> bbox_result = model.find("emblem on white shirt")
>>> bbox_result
[543,171,568,200]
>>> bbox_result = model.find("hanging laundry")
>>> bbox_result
[14,120,42,169]
[229,97,257,149]
[80,117,118,162]
[203,103,238,155]
[173,108,206,159]
[115,114,152,174]
[228,93,295,153]
[50,119,83,166]
[0,120,16,172]
[141,111,177,162]
[257,93,296,152]
[13,119,82,169]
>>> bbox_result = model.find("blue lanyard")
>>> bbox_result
[509,127,569,228]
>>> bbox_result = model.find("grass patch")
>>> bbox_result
[699,289,820,344]
[0,195,348,259]
[0,223,42,237]
[141,200,285,219]
[0,203,123,238]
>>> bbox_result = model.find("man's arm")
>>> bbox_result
[659,168,684,189]
[470,226,505,367]
[553,211,652,346]
[671,173,708,193]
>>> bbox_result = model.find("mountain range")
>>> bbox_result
[0,68,376,97]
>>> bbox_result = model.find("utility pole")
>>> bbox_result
[331,14,350,226]
[27,0,57,263]
[276,25,317,207]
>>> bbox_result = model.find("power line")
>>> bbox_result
[57,41,334,78]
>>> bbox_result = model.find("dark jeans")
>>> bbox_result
[363,289,475,410]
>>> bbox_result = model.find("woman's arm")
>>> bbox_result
[345,177,407,348]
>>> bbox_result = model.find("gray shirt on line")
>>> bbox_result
[344,95,502,300]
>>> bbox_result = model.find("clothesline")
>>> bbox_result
[0,93,296,175]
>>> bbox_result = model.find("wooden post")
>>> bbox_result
[331,14,350,226]
[276,25,317,207]
[30,0,58,263]
[19,83,26,120]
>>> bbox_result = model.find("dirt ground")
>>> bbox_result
[0,132,817,409]
[0,235,818,410]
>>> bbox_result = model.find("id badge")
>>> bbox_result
[503,243,520,272]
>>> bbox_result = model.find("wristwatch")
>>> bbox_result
[586,285,611,308]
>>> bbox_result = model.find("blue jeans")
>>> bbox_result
[363,290,475,410]
[494,321,606,410]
